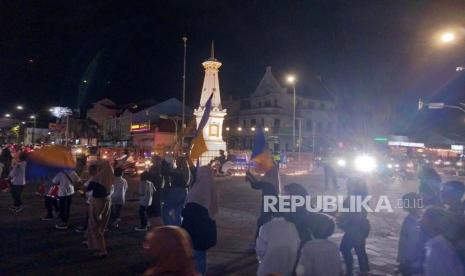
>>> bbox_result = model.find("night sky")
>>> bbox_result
[2,0,465,136]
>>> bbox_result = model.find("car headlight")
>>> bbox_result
[354,155,377,173]
[456,162,463,167]
[337,159,347,167]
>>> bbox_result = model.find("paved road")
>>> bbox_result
[0,170,461,275]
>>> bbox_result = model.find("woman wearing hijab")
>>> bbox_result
[182,166,218,276]
[142,226,196,276]
[85,160,114,258]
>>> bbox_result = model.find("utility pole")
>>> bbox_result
[182,36,187,130]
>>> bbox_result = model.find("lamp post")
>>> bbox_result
[286,75,297,152]
[30,115,36,144]
[182,36,188,130]
[418,98,465,113]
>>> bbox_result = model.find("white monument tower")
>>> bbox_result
[194,41,227,165]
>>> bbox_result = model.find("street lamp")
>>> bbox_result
[418,98,465,113]
[286,74,297,153]
[30,115,37,144]
[440,32,456,43]
[16,105,23,110]
[4,113,11,118]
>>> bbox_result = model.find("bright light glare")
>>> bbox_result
[354,155,377,173]
[444,161,451,166]
[16,105,23,110]
[264,127,269,132]
[5,113,11,118]
[457,162,463,167]
[337,159,347,167]
[286,75,296,84]
[387,163,393,169]
[441,32,455,43]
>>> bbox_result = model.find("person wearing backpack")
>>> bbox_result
[135,172,155,231]
[52,168,80,229]
[182,166,218,276]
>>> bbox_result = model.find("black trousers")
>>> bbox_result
[110,204,123,222]
[139,205,148,227]
[45,196,59,217]
[11,185,24,207]
[58,195,72,224]
[340,234,370,275]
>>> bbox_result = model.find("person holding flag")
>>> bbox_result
[245,127,280,250]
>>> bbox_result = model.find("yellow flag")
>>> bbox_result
[190,132,207,161]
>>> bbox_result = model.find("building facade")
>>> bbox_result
[223,66,338,152]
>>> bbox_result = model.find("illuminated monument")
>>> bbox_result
[193,42,227,165]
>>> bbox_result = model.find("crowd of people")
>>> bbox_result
[245,163,465,276]
[0,146,219,275]
[2,145,465,275]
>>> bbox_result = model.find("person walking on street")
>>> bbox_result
[75,164,97,232]
[52,167,80,229]
[135,172,156,231]
[85,160,114,258]
[338,178,370,276]
[0,148,12,192]
[397,192,423,276]
[109,167,128,228]
[41,172,59,220]
[162,156,189,226]
[9,152,27,212]
[182,166,218,276]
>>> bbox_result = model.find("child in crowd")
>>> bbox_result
[296,213,342,276]
[397,192,423,276]
[255,212,301,276]
[135,172,155,231]
[337,177,370,276]
[76,164,97,233]
[110,167,128,228]
[440,181,465,222]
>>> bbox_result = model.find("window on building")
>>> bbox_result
[274,119,280,128]
[320,103,326,110]
[308,102,315,109]
[258,102,262,108]
[306,120,313,131]
[265,100,271,107]
[317,122,323,132]
[261,118,265,126]
[251,119,256,126]
[243,120,247,127]
[240,100,250,109]
[327,122,332,132]
[274,99,278,107]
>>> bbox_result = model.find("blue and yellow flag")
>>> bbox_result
[251,127,274,171]
[190,93,213,161]
[26,146,76,180]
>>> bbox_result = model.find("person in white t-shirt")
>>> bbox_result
[53,169,80,230]
[256,213,301,276]
[296,213,342,276]
[8,152,27,212]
